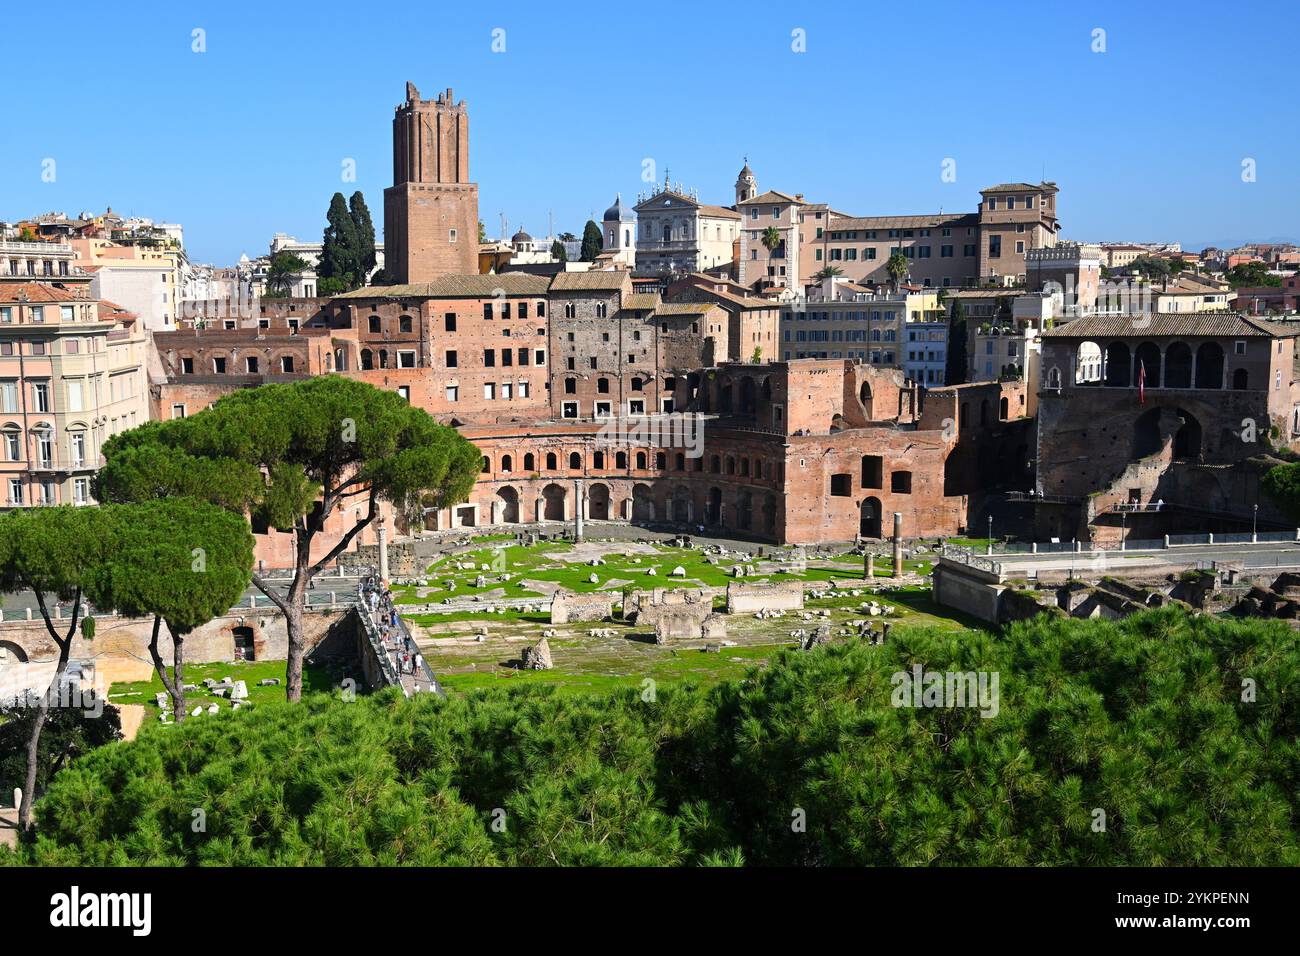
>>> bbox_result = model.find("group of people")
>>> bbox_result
[362,578,427,685]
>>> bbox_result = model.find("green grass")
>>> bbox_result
[109,660,335,712]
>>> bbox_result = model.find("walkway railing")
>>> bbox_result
[356,574,443,697]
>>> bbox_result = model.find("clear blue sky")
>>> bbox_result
[3,0,1296,265]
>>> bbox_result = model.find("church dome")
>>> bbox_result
[602,193,631,222]
[511,228,533,244]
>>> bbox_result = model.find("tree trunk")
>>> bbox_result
[284,599,305,703]
[146,615,184,723]
[173,633,186,720]
[19,590,79,831]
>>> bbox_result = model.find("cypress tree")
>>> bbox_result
[349,191,377,283]
[580,220,603,262]
[320,192,360,289]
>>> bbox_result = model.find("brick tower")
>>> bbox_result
[383,82,479,283]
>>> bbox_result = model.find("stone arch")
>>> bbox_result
[718,376,734,414]
[1173,407,1202,460]
[588,482,611,520]
[542,483,566,521]
[736,489,753,530]
[706,486,723,525]
[999,396,1009,420]
[500,454,513,473]
[762,493,778,535]
[546,452,558,470]
[1135,342,1162,388]
[739,376,757,413]
[616,450,628,469]
[524,452,536,471]
[361,349,374,371]
[1104,341,1131,386]
[496,486,520,523]
[0,639,29,663]
[1075,340,1102,384]
[569,451,582,470]
[1046,366,1062,389]
[1195,342,1224,389]
[1233,367,1249,390]
[1133,407,1164,459]
[672,485,692,523]
[1165,341,1193,388]
[859,380,872,408]
[632,483,654,523]
[635,450,647,470]
[860,497,882,538]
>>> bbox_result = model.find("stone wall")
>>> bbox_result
[725,579,804,614]
[550,589,615,624]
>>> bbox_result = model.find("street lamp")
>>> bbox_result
[1120,506,1126,552]
[1253,504,1259,543]
[987,515,993,556]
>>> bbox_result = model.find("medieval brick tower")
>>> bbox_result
[383,82,479,283]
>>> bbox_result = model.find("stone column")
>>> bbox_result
[892,512,904,576]
[377,516,389,583]
[865,550,875,580]
[573,479,584,541]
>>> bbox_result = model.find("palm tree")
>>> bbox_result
[886,251,909,292]
[761,226,783,281]
[266,251,309,298]
[815,265,844,280]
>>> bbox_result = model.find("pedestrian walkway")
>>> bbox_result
[358,577,442,696]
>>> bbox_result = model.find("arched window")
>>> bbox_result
[655,452,666,470]
[524,453,535,471]
[379,349,389,369]
[636,451,647,469]
[481,455,491,473]
[711,455,721,473]
[569,452,581,470]
[593,451,604,469]
[501,454,512,473]
[546,452,557,470]
[399,315,413,333]
[675,452,685,470]
[616,451,627,469]
[361,349,373,370]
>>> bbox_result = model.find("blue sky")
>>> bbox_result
[2,0,1296,265]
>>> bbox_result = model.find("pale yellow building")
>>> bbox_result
[0,282,149,508]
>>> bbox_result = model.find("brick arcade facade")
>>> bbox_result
[1033,312,1300,541]
[444,361,1029,546]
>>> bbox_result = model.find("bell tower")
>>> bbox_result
[382,82,479,284]
[735,159,757,205]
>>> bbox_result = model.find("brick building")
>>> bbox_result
[383,83,479,283]
[1034,312,1300,540]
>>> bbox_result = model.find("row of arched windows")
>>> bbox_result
[480,449,775,482]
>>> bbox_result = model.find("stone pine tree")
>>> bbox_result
[0,507,112,830]
[94,376,483,703]
[349,192,377,283]
[580,220,603,262]
[84,500,254,724]
[319,192,361,294]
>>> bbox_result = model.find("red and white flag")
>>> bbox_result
[1137,360,1146,405]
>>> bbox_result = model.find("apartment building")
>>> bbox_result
[0,282,149,508]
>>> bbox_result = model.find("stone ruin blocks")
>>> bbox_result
[549,588,616,624]
[726,579,804,615]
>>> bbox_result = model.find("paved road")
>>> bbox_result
[966,541,1300,575]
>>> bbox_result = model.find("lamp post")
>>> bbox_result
[987,515,993,556]
[1120,506,1126,552]
[1253,503,1258,544]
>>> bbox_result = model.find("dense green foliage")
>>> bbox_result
[580,220,602,262]
[0,704,122,803]
[1226,260,1281,289]
[6,608,1297,866]
[265,251,309,297]
[1261,460,1300,523]
[318,191,376,291]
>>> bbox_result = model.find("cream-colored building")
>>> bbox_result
[634,175,740,275]
[0,282,149,508]
[738,175,807,292]
[72,237,186,330]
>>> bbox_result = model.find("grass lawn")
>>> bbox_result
[110,660,335,713]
